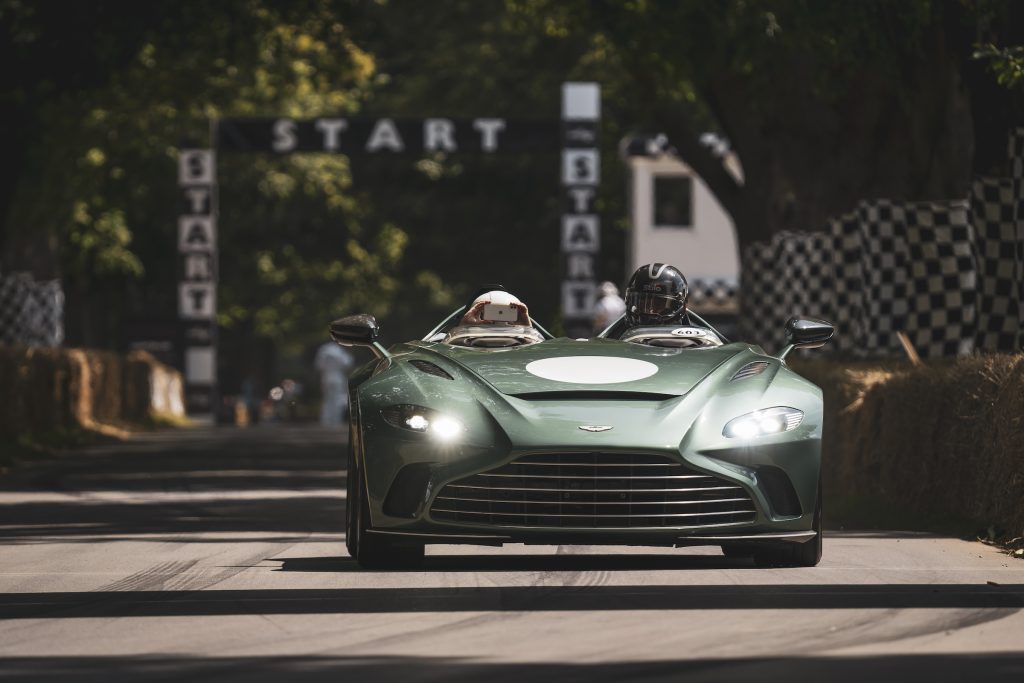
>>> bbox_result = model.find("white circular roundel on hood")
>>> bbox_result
[524,356,659,384]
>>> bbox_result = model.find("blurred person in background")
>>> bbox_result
[240,376,259,425]
[315,340,354,426]
[592,280,626,334]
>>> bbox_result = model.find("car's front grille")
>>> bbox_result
[430,452,756,529]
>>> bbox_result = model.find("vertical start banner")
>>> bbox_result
[561,83,600,338]
[177,149,218,418]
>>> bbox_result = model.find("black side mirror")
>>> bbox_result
[329,314,384,355]
[785,317,835,350]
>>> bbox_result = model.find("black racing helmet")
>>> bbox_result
[624,263,689,327]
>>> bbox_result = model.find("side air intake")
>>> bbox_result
[755,466,802,517]
[409,360,453,380]
[731,361,770,381]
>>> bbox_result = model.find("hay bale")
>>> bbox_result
[984,357,1024,534]
[123,351,185,421]
[25,347,72,433]
[793,354,1024,537]
[87,350,123,422]
[790,360,903,493]
[150,360,185,418]
[122,352,152,421]
[0,345,21,434]
[0,343,185,438]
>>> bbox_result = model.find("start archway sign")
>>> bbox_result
[177,82,601,416]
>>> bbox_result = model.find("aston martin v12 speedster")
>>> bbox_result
[330,295,834,569]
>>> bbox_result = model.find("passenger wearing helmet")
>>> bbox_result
[624,263,690,328]
[459,290,531,327]
[446,289,544,348]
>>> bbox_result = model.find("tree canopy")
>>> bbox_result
[1,0,1021,391]
[510,0,1022,242]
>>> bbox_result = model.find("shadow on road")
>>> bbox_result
[0,496,346,540]
[0,426,348,541]
[276,554,757,572]
[2,584,1021,620]
[3,654,1024,683]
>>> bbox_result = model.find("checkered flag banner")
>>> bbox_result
[739,200,981,359]
[687,278,738,312]
[970,178,1022,351]
[1013,128,1024,351]
[779,231,834,324]
[853,200,911,356]
[904,200,976,358]
[738,240,780,349]
[737,129,1022,358]
[740,232,840,352]
[0,272,65,347]
[828,212,863,354]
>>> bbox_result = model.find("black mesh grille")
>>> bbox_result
[430,452,756,529]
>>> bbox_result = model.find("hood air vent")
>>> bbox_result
[409,359,453,380]
[731,361,770,381]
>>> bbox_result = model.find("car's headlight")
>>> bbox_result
[381,405,464,441]
[723,407,803,438]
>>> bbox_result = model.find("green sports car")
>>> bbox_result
[331,299,834,569]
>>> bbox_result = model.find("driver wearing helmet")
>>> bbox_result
[624,263,691,328]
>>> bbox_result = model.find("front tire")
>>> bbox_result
[345,428,424,569]
[720,543,754,558]
[753,478,823,568]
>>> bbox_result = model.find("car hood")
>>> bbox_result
[420,338,745,398]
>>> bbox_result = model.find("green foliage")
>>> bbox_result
[4,0,418,351]
[510,0,940,118]
[974,43,1024,90]
[509,0,990,244]
[4,0,1017,379]
[2,1,473,356]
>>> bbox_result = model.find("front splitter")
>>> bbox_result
[365,528,817,547]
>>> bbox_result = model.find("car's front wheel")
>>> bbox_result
[753,479,823,568]
[346,432,424,569]
[720,543,754,559]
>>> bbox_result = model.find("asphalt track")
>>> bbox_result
[0,425,1022,682]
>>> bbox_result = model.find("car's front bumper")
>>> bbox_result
[359,434,821,547]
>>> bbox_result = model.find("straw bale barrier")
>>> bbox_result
[0,345,184,437]
[792,355,1024,537]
